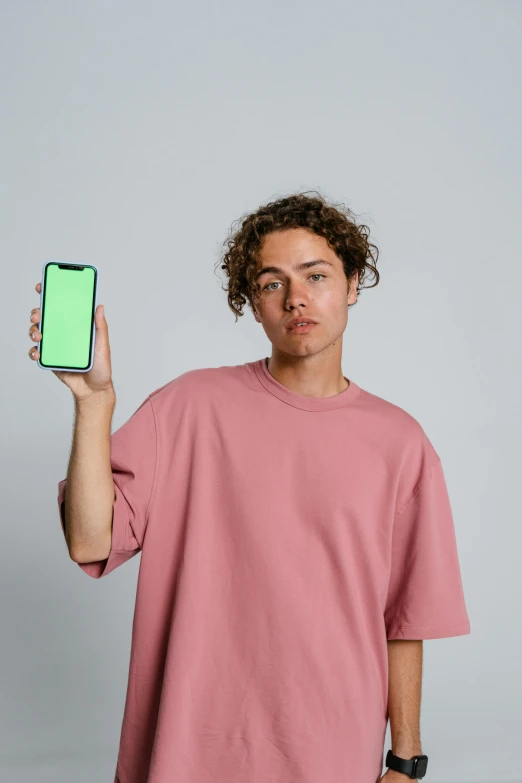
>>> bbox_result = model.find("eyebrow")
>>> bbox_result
[255,258,335,281]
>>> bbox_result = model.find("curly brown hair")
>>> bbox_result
[215,190,380,322]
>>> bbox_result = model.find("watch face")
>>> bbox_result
[413,755,428,778]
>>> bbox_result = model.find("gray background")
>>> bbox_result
[2,1,520,781]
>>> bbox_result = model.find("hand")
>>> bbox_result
[377,770,411,782]
[28,280,115,402]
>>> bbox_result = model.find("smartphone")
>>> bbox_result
[37,261,98,372]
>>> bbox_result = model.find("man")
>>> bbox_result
[30,191,470,782]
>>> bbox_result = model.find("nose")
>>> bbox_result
[285,281,309,310]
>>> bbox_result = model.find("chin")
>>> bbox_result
[274,340,323,358]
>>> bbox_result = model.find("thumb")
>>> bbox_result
[94,304,111,354]
[95,304,105,324]
[95,304,108,331]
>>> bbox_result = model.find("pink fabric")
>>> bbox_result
[57,358,470,783]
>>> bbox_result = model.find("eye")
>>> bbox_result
[263,274,325,291]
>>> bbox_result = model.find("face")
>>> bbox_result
[252,228,358,358]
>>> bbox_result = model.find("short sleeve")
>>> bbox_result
[384,456,471,640]
[57,395,158,579]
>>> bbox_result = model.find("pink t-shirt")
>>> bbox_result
[57,357,470,783]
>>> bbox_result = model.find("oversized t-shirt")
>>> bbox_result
[57,357,471,783]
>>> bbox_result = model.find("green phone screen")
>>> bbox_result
[39,263,97,370]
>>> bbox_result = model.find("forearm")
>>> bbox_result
[386,639,423,756]
[64,388,116,561]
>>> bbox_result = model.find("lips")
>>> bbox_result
[286,321,317,335]
[286,318,318,330]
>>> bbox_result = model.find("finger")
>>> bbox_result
[35,282,41,292]
[29,325,41,341]
[30,308,40,323]
[28,345,40,360]
[95,304,107,330]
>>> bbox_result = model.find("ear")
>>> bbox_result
[347,271,358,305]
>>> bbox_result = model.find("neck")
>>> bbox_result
[266,352,349,399]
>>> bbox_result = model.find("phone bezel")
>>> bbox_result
[36,261,99,372]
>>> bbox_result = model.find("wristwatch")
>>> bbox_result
[385,749,428,779]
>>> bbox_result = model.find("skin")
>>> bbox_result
[251,227,359,398]
[382,639,423,781]
[27,283,44,361]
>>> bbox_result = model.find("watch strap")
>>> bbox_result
[385,749,429,779]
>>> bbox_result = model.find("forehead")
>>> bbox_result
[259,228,336,263]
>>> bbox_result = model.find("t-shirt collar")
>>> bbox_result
[252,357,361,412]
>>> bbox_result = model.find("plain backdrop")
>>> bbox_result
[2,1,521,781]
